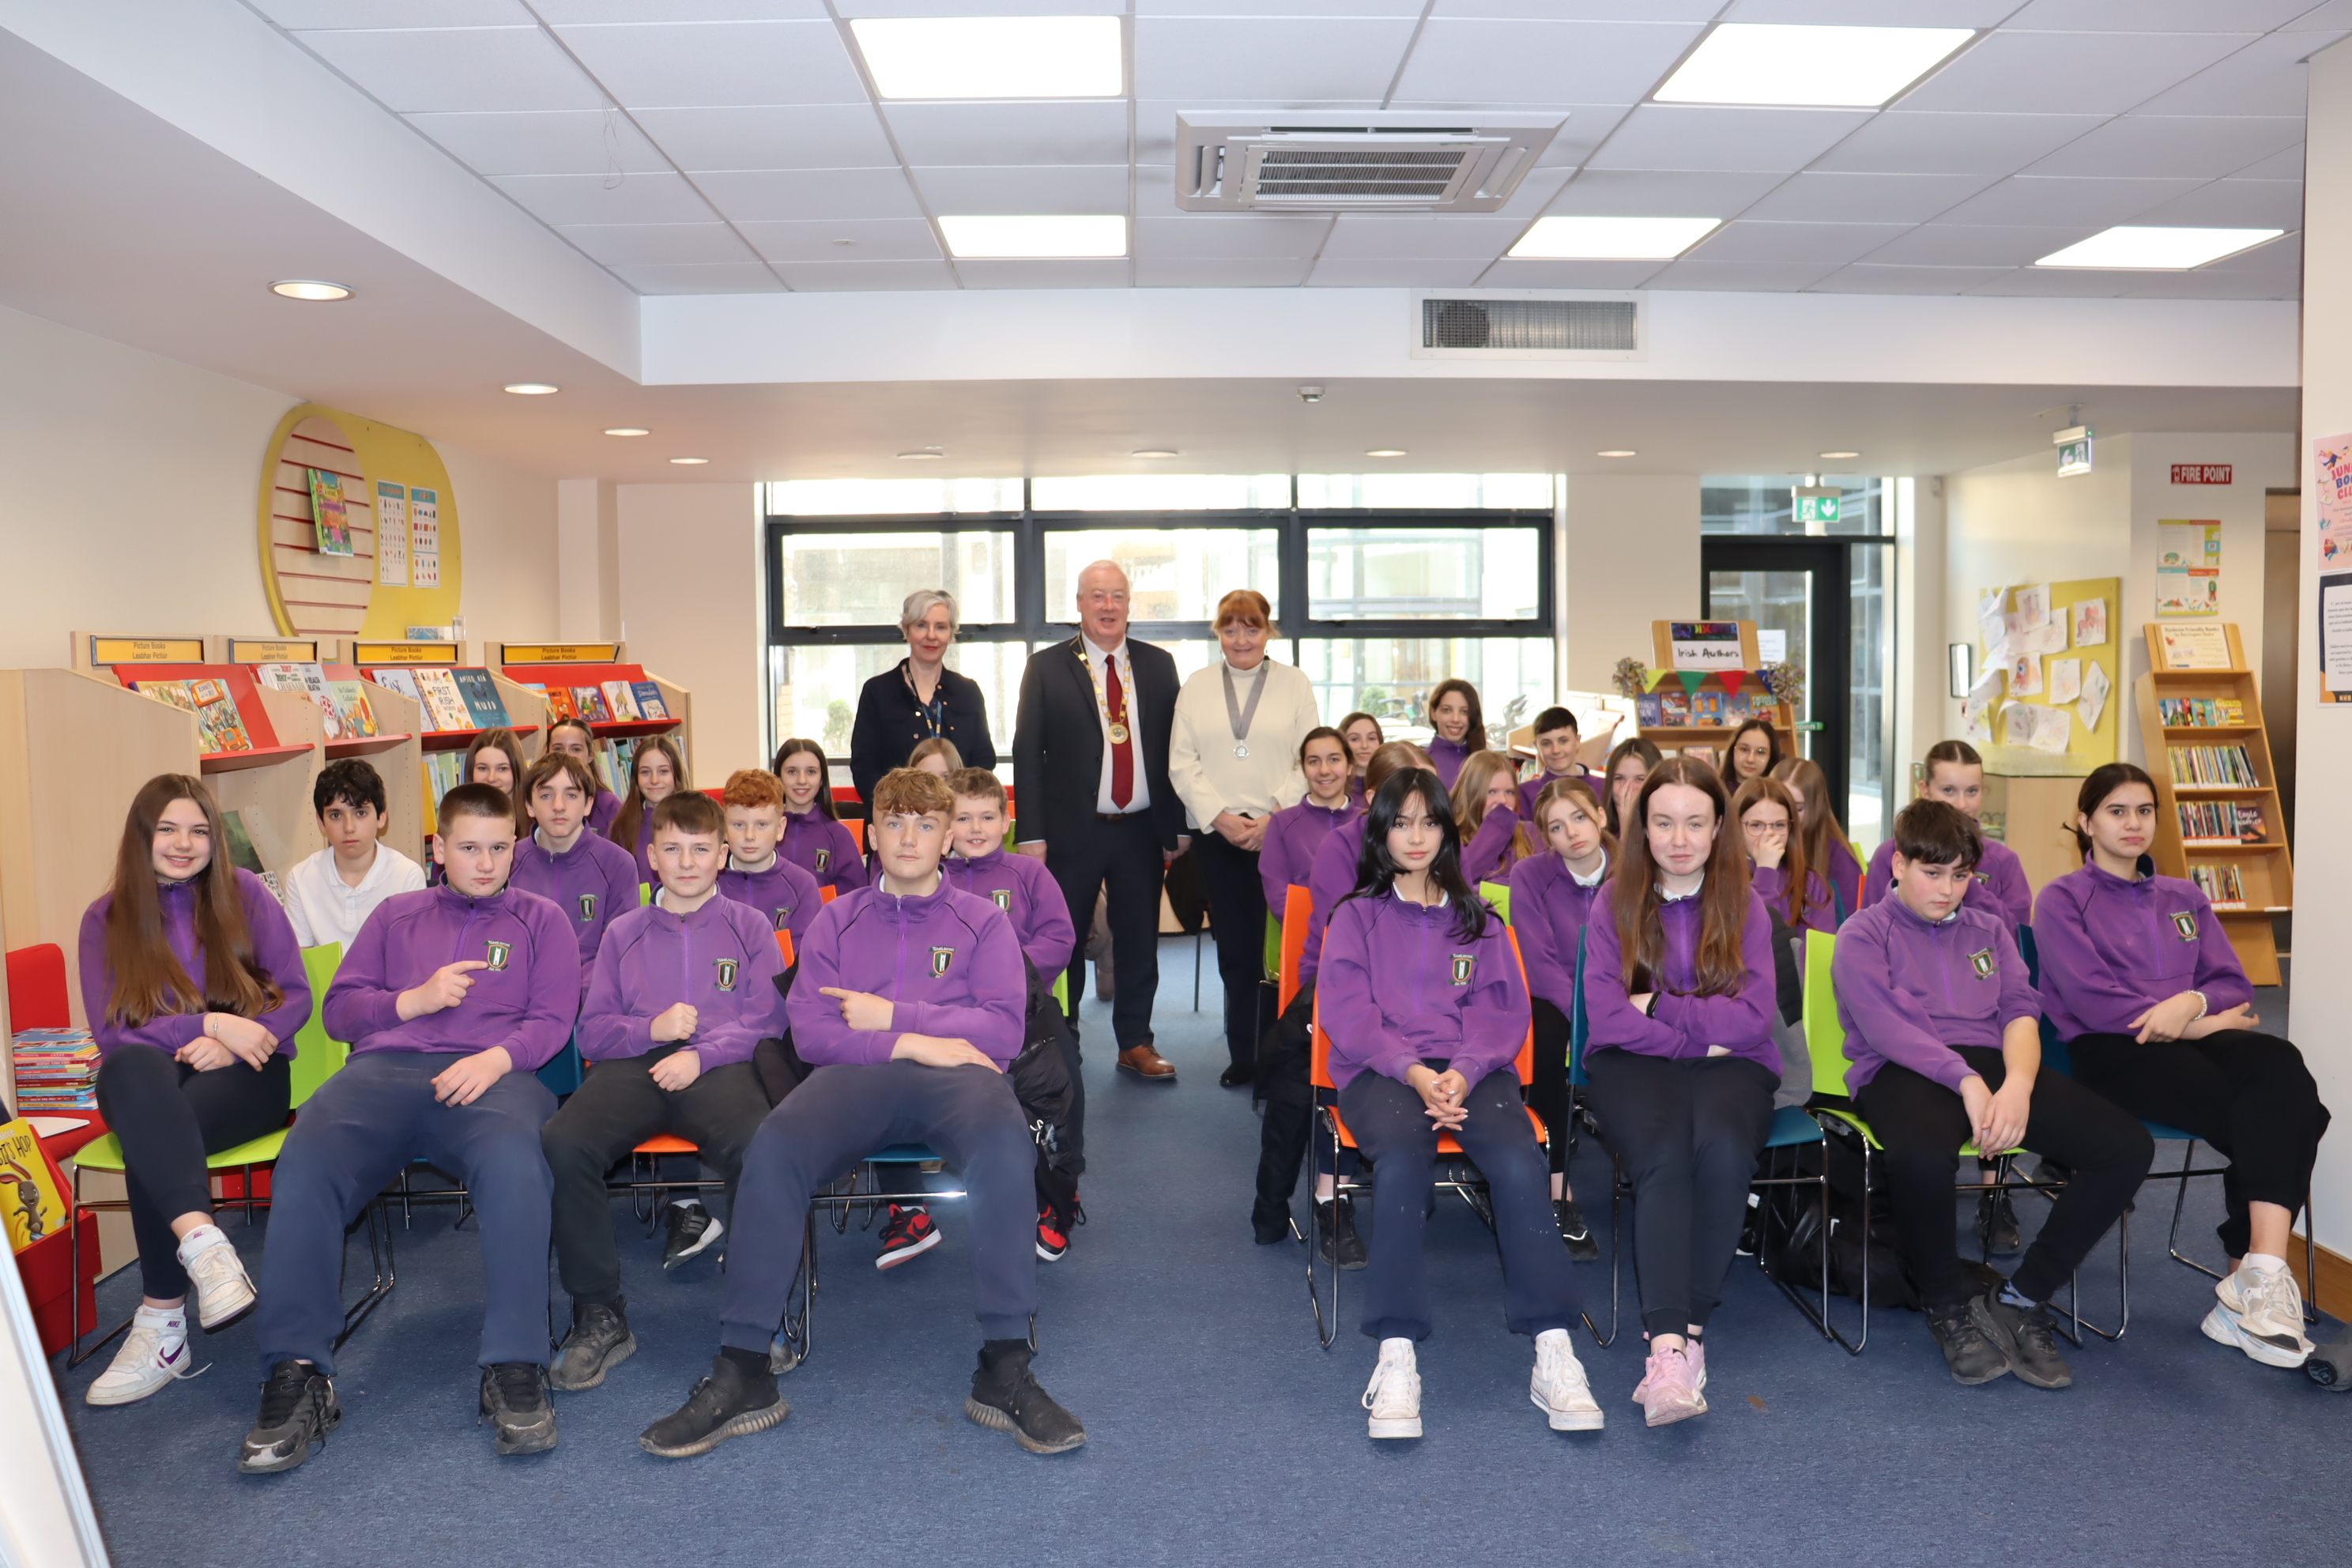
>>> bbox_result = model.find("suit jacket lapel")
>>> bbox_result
[1061,637,1101,756]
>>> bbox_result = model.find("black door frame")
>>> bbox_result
[1702,538,1853,817]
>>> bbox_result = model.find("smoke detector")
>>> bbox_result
[1174,112,1564,213]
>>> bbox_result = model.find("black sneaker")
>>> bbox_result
[238,1359,341,1474]
[1973,1189,2022,1255]
[663,1201,725,1269]
[876,1203,941,1270]
[1555,1198,1601,1263]
[966,1343,1087,1454]
[1928,1300,2012,1385]
[1219,1063,1254,1088]
[1969,1288,2073,1389]
[1315,1196,1368,1271]
[548,1298,636,1392]
[480,1363,559,1455]
[640,1354,790,1459]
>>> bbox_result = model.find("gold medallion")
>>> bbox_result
[1108,722,1130,744]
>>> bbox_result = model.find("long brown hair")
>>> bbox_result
[1363,740,1430,802]
[1611,756,1752,997]
[102,775,282,1027]
[1532,775,1615,869]
[1426,678,1483,748]
[1731,775,1816,929]
[1770,756,1847,887]
[465,727,530,831]
[1450,749,1530,869]
[611,735,688,852]
[771,737,839,821]
[1601,736,1664,839]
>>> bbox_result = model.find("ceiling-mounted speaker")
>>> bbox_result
[1173,112,1565,213]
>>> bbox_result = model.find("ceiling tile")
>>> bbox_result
[775,258,959,290]
[608,261,786,293]
[537,0,827,18]
[1936,174,2206,226]
[2124,178,2304,228]
[1434,0,1718,19]
[1688,220,1913,266]
[914,167,1131,217]
[258,1,533,24]
[2232,145,2306,181]
[694,168,926,222]
[1318,215,1533,261]
[552,21,866,108]
[1136,257,1316,286]
[296,26,605,113]
[1307,257,1491,286]
[1811,111,2108,175]
[1491,168,1575,219]
[955,259,1133,288]
[1741,171,1998,224]
[1587,106,1875,175]
[2026,115,2306,179]
[405,109,672,177]
[1139,0,1423,15]
[1389,20,1704,104]
[1644,258,1845,291]
[838,0,1124,13]
[2133,29,2347,115]
[1133,17,1421,100]
[1808,262,2019,294]
[2001,0,2317,28]
[1134,214,1331,260]
[554,221,757,265]
[1477,256,1665,287]
[736,217,944,262]
[2199,232,2303,275]
[1722,0,2010,17]
[1862,223,2102,266]
[1896,29,2251,116]
[882,102,1130,168]
[632,106,897,172]
[1963,267,2143,297]
[2122,269,2302,300]
[488,170,718,225]
[1540,168,1788,216]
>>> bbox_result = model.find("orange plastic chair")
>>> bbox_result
[1277,884,1313,1016]
[775,929,796,967]
[846,818,866,853]
[819,885,836,904]
[631,930,794,1169]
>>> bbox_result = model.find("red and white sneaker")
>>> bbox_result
[1036,1205,1071,1263]
[875,1204,940,1270]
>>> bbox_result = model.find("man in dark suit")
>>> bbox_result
[1015,560,1185,1083]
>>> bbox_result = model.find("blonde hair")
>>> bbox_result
[907,737,963,774]
[1449,749,1531,869]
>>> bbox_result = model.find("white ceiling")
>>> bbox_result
[243,0,2334,299]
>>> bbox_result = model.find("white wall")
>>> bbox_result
[615,483,763,785]
[2120,433,2292,714]
[443,439,559,646]
[2294,39,2351,1261]
[1562,473,1700,694]
[1894,475,1947,785]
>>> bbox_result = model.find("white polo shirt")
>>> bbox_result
[281,843,427,949]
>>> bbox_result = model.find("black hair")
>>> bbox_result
[1340,767,1486,942]
[2069,760,2158,861]
[313,757,387,819]
[1532,705,1577,736]
[1890,797,1981,872]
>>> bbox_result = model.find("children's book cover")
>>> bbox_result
[630,681,670,722]
[541,684,579,721]
[190,679,253,753]
[0,1119,67,1253]
[414,669,476,733]
[134,679,198,714]
[308,469,354,558]
[452,669,511,729]
[327,680,380,737]
[572,685,612,723]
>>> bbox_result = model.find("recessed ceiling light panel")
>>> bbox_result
[851,17,1121,100]
[1596,450,1638,458]
[503,383,559,395]
[1365,449,1408,458]
[605,427,651,437]
[1510,216,1720,260]
[938,215,1127,259]
[669,456,709,465]
[2035,226,2285,270]
[1819,450,1860,460]
[1654,24,1974,108]
[270,279,352,301]
[1130,449,1179,458]
[898,449,944,461]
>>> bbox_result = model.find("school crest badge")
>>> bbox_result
[1450,954,1475,986]
[715,959,739,992]
[772,908,793,931]
[815,848,831,873]
[1969,948,1996,978]
[484,940,511,971]
[993,889,1012,911]
[931,947,956,976]
[2171,910,2199,942]
[577,893,597,921]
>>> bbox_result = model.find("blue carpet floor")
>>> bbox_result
[56,944,2350,1567]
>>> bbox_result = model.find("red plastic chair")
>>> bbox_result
[6,944,71,1030]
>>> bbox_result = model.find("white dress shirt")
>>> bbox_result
[1080,635,1154,816]
[1167,658,1318,831]
[281,842,426,949]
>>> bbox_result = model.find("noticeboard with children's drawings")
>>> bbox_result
[1962,576,2119,774]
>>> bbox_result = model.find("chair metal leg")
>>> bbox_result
[62,1171,131,1370]
[1305,1116,1340,1348]
[770,1213,815,1374]
[334,1203,398,1350]
[1194,929,1204,1010]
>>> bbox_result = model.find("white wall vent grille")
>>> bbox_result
[1408,292,1645,362]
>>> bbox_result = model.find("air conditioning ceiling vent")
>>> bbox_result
[1422,298,1637,352]
[1174,112,1564,213]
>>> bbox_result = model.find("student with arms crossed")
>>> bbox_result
[239,784,579,1472]
[2037,763,2330,1369]
[1507,776,1614,1262]
[639,767,1083,1460]
[772,737,867,898]
[1836,798,2150,1389]
[280,759,425,951]
[541,793,785,1393]
[1325,767,1600,1440]
[1580,757,1777,1428]
[1516,707,1589,821]
[77,776,312,1406]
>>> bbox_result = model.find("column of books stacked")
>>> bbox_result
[11,1029,100,1113]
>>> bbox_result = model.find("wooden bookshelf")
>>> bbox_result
[492,645,693,789]
[2132,622,2290,985]
[1631,619,1797,773]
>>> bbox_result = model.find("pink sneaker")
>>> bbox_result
[1687,1338,1707,1392]
[1638,1346,1707,1427]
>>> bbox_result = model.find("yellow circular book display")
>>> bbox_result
[257,402,462,639]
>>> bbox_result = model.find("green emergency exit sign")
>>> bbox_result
[1793,491,1840,525]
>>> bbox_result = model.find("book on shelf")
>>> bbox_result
[254,662,345,740]
[630,681,670,722]
[450,669,511,729]
[1657,692,1691,726]
[535,684,577,721]
[571,685,612,723]
[600,680,641,722]
[413,669,476,733]
[1691,692,1723,725]
[1635,694,1663,728]
[0,1118,70,1250]
[2188,863,2247,907]
[326,680,380,738]
[2233,802,2268,843]
[368,668,430,725]
[132,678,198,714]
[2158,624,2231,670]
[220,810,287,906]
[2156,695,2248,727]
[190,678,254,754]
[2166,744,2258,787]
[10,1029,99,1117]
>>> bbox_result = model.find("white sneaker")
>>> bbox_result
[177,1227,256,1332]
[2207,1265,2312,1367]
[1363,1339,1422,1439]
[86,1310,199,1407]
[1531,1329,1603,1430]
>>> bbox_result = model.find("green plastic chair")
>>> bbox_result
[1261,913,1283,983]
[1479,880,1513,925]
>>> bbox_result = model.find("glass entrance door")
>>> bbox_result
[1703,539,1852,835]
